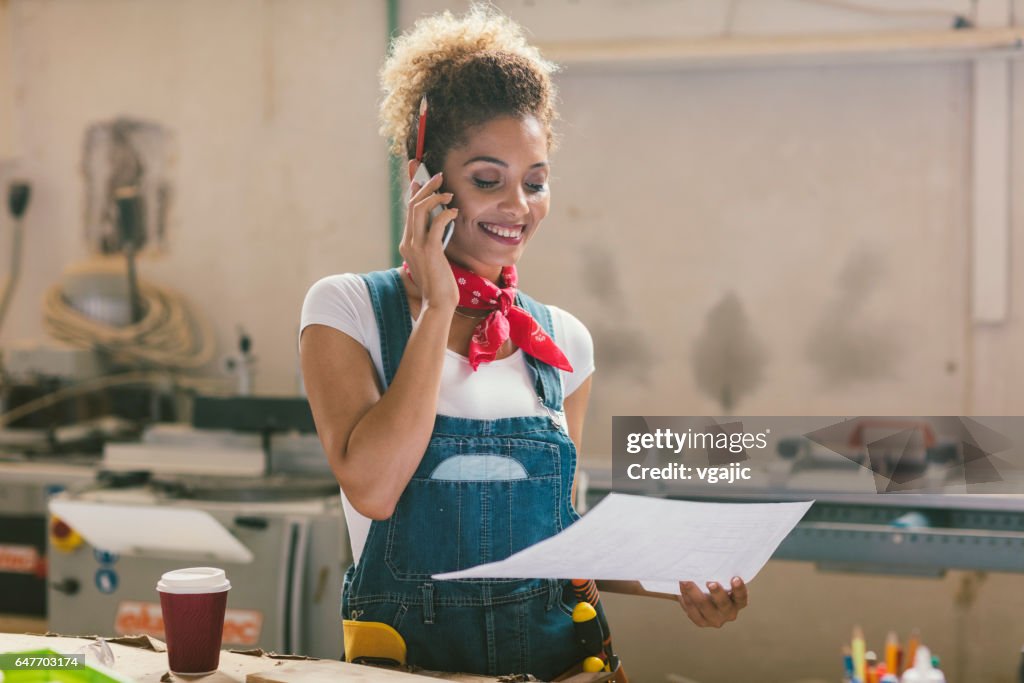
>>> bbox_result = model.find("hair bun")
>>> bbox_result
[379,4,558,160]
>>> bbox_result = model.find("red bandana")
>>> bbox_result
[404,262,573,373]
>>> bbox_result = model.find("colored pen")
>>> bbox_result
[865,649,878,683]
[852,626,866,683]
[885,630,900,674]
[842,645,854,682]
[904,628,920,675]
[415,97,428,161]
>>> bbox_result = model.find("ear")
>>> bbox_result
[407,158,420,182]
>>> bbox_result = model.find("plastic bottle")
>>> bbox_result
[900,645,945,683]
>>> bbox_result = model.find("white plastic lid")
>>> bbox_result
[913,645,934,670]
[902,646,946,683]
[157,567,231,594]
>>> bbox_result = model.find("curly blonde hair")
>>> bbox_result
[379,4,559,168]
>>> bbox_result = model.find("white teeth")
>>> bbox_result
[481,222,523,239]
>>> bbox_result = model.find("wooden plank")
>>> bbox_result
[246,659,497,683]
[538,27,1024,72]
[0,633,502,682]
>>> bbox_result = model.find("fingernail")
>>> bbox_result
[432,172,443,180]
[731,577,742,587]
[707,582,718,590]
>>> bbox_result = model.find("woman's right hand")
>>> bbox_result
[401,168,459,312]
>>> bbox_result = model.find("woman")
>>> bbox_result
[300,7,748,679]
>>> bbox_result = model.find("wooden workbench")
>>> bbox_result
[0,633,506,682]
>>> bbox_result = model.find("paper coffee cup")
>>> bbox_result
[157,567,231,675]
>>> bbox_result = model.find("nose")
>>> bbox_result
[497,183,528,220]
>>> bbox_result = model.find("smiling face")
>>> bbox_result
[438,114,550,281]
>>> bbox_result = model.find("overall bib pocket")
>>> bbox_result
[384,437,562,580]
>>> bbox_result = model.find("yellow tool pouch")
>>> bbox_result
[342,620,407,666]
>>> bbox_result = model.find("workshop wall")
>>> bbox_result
[0,2,12,162]
[4,1,1022,454]
[1,0,389,394]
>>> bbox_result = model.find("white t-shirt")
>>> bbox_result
[299,271,595,563]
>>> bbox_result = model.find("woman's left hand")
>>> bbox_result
[676,577,748,628]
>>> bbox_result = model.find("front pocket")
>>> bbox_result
[385,440,563,580]
[385,478,465,579]
[347,601,407,629]
[556,581,576,618]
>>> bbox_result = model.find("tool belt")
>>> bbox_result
[565,579,630,683]
[344,618,629,682]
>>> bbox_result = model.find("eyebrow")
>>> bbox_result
[463,156,548,169]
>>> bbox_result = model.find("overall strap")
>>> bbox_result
[360,268,412,389]
[515,290,564,412]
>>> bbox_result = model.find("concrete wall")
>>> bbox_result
[3,1,1023,681]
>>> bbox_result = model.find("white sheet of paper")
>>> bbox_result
[433,493,812,594]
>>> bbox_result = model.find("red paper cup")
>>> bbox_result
[157,567,231,675]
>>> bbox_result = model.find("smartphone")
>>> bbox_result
[411,162,455,250]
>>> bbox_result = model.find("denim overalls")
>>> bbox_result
[342,268,589,679]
